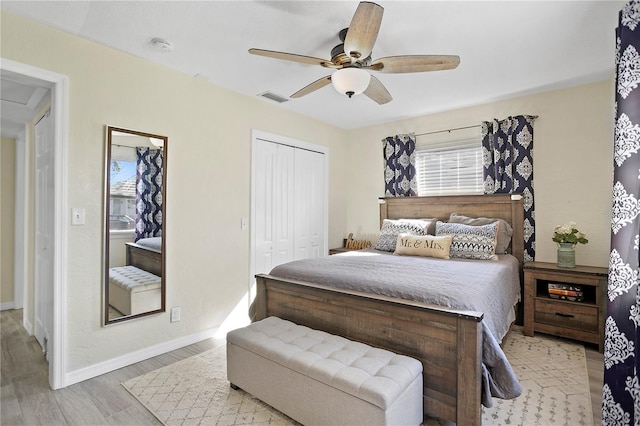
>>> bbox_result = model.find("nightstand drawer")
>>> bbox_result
[534,299,598,332]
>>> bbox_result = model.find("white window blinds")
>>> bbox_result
[415,139,484,196]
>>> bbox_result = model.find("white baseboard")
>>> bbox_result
[23,318,33,335]
[64,326,222,387]
[0,301,15,311]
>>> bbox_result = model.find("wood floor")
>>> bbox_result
[1,309,604,425]
[586,343,604,425]
[0,309,221,425]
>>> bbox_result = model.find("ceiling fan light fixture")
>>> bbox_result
[331,68,371,98]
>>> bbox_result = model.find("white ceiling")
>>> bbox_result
[0,1,626,130]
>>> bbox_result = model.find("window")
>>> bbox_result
[415,139,483,196]
[109,159,137,231]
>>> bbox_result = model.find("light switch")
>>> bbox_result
[71,208,86,225]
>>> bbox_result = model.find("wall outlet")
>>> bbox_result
[171,306,181,323]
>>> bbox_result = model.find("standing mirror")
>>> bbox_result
[103,126,167,324]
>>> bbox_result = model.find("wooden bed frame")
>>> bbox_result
[253,194,524,426]
[125,242,162,276]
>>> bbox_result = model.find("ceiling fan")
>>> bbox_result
[249,1,460,104]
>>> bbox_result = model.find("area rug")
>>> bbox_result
[479,330,593,426]
[123,330,593,426]
[122,343,294,425]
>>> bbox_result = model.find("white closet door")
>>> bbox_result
[294,148,325,260]
[274,144,295,267]
[251,132,328,304]
[253,140,295,276]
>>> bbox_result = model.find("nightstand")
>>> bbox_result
[523,261,607,351]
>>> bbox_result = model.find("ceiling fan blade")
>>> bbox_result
[249,48,335,67]
[290,75,333,98]
[364,75,392,105]
[344,2,384,61]
[369,55,460,73]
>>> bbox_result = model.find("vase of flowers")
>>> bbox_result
[552,222,588,268]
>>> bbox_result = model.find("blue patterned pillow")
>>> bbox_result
[435,221,499,260]
[448,213,513,254]
[375,219,431,252]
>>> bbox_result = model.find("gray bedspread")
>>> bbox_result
[268,249,522,407]
[136,236,162,251]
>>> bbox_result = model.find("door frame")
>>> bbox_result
[2,58,69,389]
[14,129,27,312]
[249,129,329,304]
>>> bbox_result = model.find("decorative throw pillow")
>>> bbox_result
[394,233,453,259]
[435,221,499,260]
[374,219,431,252]
[413,218,438,235]
[448,213,513,254]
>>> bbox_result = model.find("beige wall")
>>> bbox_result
[1,137,16,306]
[344,80,614,268]
[1,10,348,373]
[1,8,615,381]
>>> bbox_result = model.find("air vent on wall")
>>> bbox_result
[258,91,289,104]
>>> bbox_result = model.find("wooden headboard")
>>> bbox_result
[379,194,525,267]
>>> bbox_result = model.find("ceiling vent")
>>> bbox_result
[258,91,289,104]
[150,38,173,53]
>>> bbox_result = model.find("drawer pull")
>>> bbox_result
[555,312,575,318]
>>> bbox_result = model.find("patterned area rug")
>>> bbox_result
[122,344,294,425]
[122,330,592,426]
[480,330,593,426]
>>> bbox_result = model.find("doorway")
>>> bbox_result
[0,58,68,389]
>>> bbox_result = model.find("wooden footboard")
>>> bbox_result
[253,274,484,426]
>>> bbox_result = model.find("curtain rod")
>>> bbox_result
[415,124,479,137]
[414,115,538,138]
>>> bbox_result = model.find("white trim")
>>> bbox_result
[249,130,329,304]
[13,129,27,311]
[415,137,481,151]
[252,129,329,155]
[51,72,69,390]
[1,58,69,390]
[23,317,33,335]
[0,302,15,311]
[65,327,221,386]
[109,229,135,239]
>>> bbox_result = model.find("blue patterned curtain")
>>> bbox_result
[135,147,163,242]
[604,2,640,424]
[382,133,417,197]
[481,116,536,261]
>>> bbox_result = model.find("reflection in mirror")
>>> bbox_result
[104,126,167,325]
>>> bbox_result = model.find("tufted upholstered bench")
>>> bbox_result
[226,316,423,425]
[108,266,161,316]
